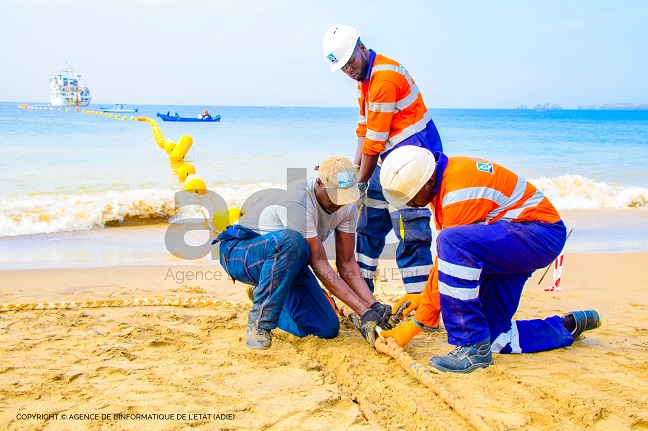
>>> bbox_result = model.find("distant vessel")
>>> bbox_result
[49,61,92,106]
[100,104,138,113]
[156,112,221,122]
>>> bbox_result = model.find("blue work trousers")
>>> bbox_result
[356,165,433,293]
[436,220,574,353]
[216,225,339,339]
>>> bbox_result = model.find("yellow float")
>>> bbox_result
[170,135,193,164]
[176,164,196,181]
[212,207,242,232]
[184,174,206,195]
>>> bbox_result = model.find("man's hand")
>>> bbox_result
[370,301,395,329]
[358,188,366,207]
[392,293,423,318]
[358,309,382,346]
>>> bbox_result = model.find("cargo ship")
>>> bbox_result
[49,61,92,106]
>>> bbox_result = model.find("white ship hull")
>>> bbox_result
[50,92,92,107]
[49,62,92,107]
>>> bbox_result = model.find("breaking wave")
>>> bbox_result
[0,176,645,237]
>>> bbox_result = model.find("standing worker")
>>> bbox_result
[378,146,601,373]
[322,24,443,302]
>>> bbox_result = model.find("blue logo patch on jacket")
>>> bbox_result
[476,162,493,174]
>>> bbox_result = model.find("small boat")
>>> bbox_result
[100,104,138,113]
[156,112,221,122]
[49,61,92,106]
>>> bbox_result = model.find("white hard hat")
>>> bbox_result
[380,146,437,207]
[322,24,361,72]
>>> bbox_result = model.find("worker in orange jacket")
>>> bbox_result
[379,146,601,373]
[322,24,443,297]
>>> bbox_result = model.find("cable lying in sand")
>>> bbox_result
[374,335,494,431]
[340,305,494,431]
[0,297,251,313]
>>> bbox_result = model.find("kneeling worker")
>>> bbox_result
[379,146,601,373]
[214,156,393,350]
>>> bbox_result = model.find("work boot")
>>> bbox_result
[562,310,601,339]
[428,339,494,374]
[246,326,272,350]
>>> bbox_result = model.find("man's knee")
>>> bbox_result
[319,318,340,339]
[436,227,467,255]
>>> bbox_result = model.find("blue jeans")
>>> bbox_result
[436,220,574,353]
[216,225,339,339]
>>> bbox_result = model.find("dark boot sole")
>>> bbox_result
[427,359,493,374]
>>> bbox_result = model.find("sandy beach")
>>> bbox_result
[2,162,646,431]
[2,0,648,428]
[0,221,647,430]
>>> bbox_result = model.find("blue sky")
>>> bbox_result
[1,0,646,108]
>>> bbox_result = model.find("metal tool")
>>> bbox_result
[386,300,411,329]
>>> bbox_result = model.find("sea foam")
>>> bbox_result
[0,177,645,237]
[531,174,647,209]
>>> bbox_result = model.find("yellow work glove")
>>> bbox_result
[380,319,423,347]
[392,293,423,318]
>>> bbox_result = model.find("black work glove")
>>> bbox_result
[358,309,382,346]
[370,301,395,329]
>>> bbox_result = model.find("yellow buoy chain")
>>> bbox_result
[18,104,242,232]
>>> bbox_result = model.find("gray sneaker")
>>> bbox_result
[562,310,601,339]
[246,326,272,350]
[428,339,494,374]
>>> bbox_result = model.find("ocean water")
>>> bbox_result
[1,102,647,245]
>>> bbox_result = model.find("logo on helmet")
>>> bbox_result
[327,53,338,64]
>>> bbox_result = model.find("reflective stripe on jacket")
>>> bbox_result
[356,51,442,158]
[432,155,562,229]
[414,154,563,329]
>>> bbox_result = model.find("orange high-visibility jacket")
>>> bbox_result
[356,52,441,157]
[414,154,562,327]
[432,156,561,229]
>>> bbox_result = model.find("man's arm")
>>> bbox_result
[357,152,380,184]
[305,236,372,316]
[354,136,364,167]
[357,80,400,183]
[334,230,377,306]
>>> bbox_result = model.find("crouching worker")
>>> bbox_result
[378,146,601,373]
[213,156,393,350]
